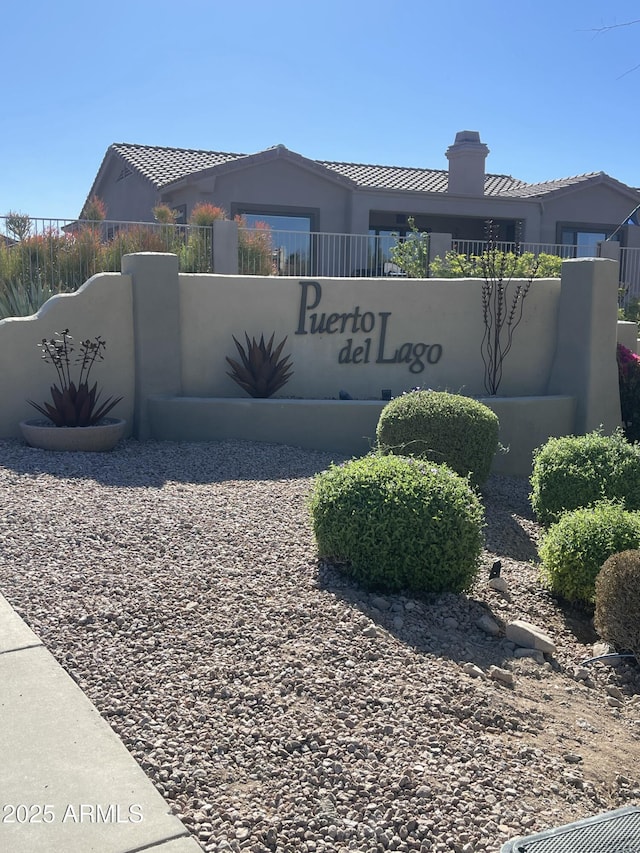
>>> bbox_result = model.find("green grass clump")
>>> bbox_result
[538,501,640,605]
[530,429,640,526]
[309,454,484,595]
[375,390,499,488]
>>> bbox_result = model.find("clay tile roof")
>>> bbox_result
[499,172,604,198]
[108,144,622,200]
[318,160,529,196]
[111,143,247,187]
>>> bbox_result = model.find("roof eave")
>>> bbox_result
[160,145,358,192]
[514,173,640,203]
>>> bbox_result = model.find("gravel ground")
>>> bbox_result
[0,438,639,853]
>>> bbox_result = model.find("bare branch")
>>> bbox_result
[587,19,640,33]
[618,61,640,80]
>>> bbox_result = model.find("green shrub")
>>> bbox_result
[309,454,484,595]
[530,429,640,526]
[538,501,640,605]
[389,217,429,278]
[375,390,499,487]
[595,550,640,658]
[428,250,562,279]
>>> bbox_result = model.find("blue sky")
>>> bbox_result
[3,0,640,219]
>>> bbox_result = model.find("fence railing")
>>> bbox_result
[0,216,220,318]
[0,215,216,279]
[3,216,640,317]
[451,239,584,259]
[239,228,418,277]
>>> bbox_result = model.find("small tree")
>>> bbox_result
[5,211,31,241]
[389,217,430,278]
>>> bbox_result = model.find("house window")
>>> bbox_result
[560,226,620,257]
[368,228,411,276]
[172,204,187,225]
[237,210,312,275]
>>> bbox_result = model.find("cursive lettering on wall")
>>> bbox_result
[295,281,442,374]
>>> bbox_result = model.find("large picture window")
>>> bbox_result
[560,226,620,257]
[237,210,312,275]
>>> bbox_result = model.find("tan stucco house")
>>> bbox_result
[83,130,640,254]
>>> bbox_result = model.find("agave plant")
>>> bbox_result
[29,329,123,426]
[226,332,293,398]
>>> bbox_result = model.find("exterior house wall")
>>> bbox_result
[163,160,352,233]
[539,183,640,244]
[98,156,158,223]
[348,190,543,241]
[627,227,640,250]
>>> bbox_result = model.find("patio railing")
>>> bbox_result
[451,239,585,259]
[238,228,410,278]
[2,216,640,317]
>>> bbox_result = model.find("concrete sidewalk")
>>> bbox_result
[0,593,202,853]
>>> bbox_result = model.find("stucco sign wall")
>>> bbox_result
[0,255,621,456]
[178,273,562,400]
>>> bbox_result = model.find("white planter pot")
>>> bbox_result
[19,418,127,452]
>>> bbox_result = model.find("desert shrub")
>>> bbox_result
[309,454,484,595]
[189,203,227,226]
[530,429,640,526]
[0,229,76,318]
[0,275,57,319]
[538,501,640,605]
[236,216,273,275]
[80,195,107,222]
[429,250,562,279]
[595,550,640,658]
[177,203,227,273]
[153,204,179,224]
[100,225,170,272]
[375,390,499,487]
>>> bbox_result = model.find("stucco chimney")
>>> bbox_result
[445,130,489,196]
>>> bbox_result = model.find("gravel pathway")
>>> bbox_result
[0,439,639,853]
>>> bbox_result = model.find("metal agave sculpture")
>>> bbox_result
[28,330,123,427]
[225,333,294,398]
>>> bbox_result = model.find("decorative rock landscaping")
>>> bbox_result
[0,439,639,853]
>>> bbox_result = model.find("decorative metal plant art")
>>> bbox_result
[479,220,539,395]
[226,332,294,398]
[29,329,123,426]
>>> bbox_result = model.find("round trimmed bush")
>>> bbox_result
[375,391,499,488]
[308,454,484,595]
[538,501,640,605]
[530,429,640,526]
[595,550,640,658]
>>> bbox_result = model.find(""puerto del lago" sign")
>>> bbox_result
[295,281,442,374]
